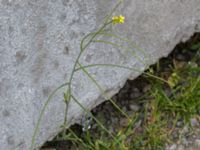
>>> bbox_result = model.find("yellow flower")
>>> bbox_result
[112,15,125,24]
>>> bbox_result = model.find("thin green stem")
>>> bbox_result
[68,128,90,148]
[103,0,123,24]
[95,32,148,59]
[30,83,68,150]
[93,39,145,65]
[62,19,113,141]
[82,22,112,51]
[67,21,112,126]
[75,63,168,84]
[71,95,117,142]
[77,62,131,120]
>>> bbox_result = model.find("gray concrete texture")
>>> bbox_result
[0,0,200,149]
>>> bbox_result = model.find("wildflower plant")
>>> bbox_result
[30,1,169,150]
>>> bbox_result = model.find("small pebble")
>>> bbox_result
[177,144,184,150]
[177,121,183,127]
[129,104,140,112]
[134,120,142,129]
[169,144,177,150]
[182,126,189,134]
[190,118,199,127]
[120,118,129,127]
[182,138,188,146]
[111,117,118,124]
[109,127,114,133]
[192,135,197,139]
[142,84,151,93]
[132,93,141,99]
[194,139,200,148]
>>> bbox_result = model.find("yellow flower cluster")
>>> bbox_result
[112,15,125,24]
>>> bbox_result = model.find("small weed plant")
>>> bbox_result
[30,1,200,150]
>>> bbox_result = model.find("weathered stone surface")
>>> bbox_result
[0,0,200,149]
